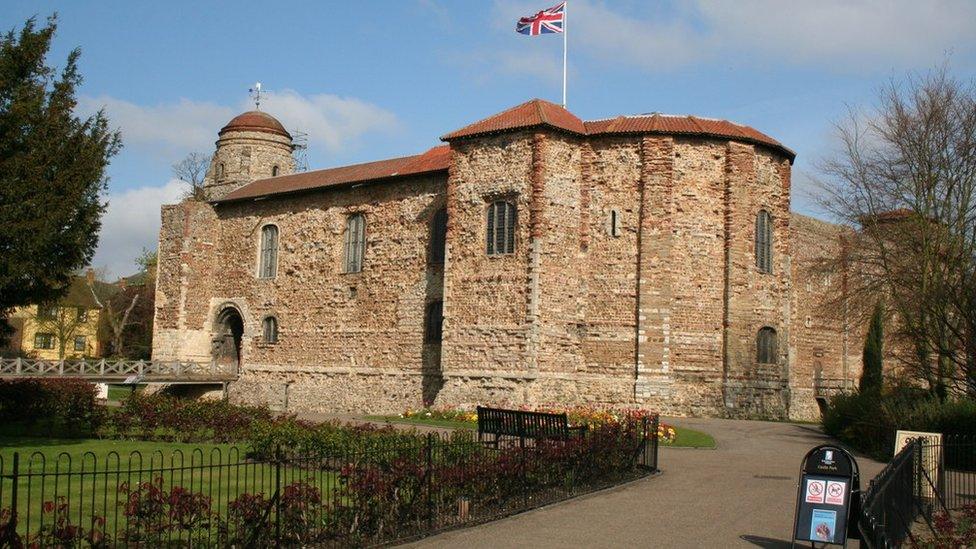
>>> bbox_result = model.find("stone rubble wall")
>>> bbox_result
[153,125,857,421]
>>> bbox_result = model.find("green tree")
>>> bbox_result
[0,15,121,341]
[860,302,884,395]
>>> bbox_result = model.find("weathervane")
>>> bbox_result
[249,82,263,110]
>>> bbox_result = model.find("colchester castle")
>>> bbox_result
[152,98,858,421]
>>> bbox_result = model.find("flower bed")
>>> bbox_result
[399,405,678,444]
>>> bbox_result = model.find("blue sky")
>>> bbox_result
[3,1,976,276]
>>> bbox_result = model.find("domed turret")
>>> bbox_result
[204,110,295,201]
[219,111,292,139]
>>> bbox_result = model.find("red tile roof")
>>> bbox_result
[441,99,586,140]
[442,99,792,160]
[220,111,291,139]
[218,100,794,203]
[218,145,450,203]
[583,114,793,159]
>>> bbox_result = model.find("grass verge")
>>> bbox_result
[368,416,717,448]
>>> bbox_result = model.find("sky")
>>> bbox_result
[3,0,976,277]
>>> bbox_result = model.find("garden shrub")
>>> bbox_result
[823,387,976,458]
[0,378,104,435]
[106,392,274,442]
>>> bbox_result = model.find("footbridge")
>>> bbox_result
[0,358,237,383]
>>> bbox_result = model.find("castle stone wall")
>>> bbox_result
[153,118,856,420]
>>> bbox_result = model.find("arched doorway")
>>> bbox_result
[213,307,244,372]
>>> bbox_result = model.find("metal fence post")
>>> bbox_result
[8,452,18,536]
[275,444,282,544]
[425,433,434,530]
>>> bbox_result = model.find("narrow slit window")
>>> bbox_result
[430,208,447,264]
[259,225,279,278]
[263,316,278,344]
[757,327,777,363]
[486,201,516,256]
[755,210,773,273]
[610,209,621,237]
[271,165,280,177]
[344,213,366,273]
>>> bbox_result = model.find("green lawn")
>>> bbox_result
[368,416,717,448]
[0,436,337,539]
[667,426,716,448]
[106,384,143,401]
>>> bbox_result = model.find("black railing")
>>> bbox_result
[859,435,976,548]
[0,416,658,547]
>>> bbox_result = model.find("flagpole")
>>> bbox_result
[562,0,568,108]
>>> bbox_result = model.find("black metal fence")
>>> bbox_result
[0,416,658,547]
[859,435,976,548]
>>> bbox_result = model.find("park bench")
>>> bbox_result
[476,406,588,448]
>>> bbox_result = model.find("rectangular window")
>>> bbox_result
[76,307,88,322]
[487,201,516,256]
[34,333,55,350]
[74,336,86,352]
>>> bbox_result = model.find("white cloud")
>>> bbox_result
[91,179,188,278]
[245,90,400,153]
[79,91,400,159]
[78,96,233,157]
[492,0,976,72]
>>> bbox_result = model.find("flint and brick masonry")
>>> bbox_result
[152,100,859,421]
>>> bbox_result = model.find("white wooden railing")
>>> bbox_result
[0,358,237,382]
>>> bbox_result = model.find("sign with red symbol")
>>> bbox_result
[805,479,826,503]
[825,481,846,506]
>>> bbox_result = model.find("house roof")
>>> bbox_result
[217,99,794,203]
[441,99,586,140]
[219,110,291,139]
[217,145,451,203]
[61,276,117,309]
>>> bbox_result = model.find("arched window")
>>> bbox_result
[259,224,278,278]
[262,316,278,344]
[217,162,225,179]
[755,210,773,273]
[486,200,516,256]
[344,213,366,273]
[757,327,777,363]
[272,165,279,177]
[424,301,443,344]
[609,209,621,237]
[429,208,447,264]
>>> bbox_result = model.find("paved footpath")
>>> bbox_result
[408,417,885,549]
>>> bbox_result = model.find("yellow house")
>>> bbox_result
[2,273,114,360]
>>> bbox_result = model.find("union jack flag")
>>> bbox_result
[516,2,565,35]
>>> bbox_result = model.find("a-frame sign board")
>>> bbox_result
[791,445,861,547]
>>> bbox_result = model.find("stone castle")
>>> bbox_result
[152,99,858,421]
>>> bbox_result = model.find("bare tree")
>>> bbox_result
[95,249,157,358]
[172,152,211,201]
[819,65,976,397]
